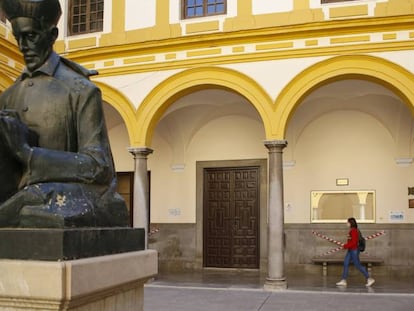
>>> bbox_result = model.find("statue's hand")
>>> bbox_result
[0,112,32,164]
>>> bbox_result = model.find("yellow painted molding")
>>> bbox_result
[330,35,370,44]
[256,42,293,51]
[100,32,128,46]
[273,55,414,140]
[0,54,8,64]
[104,60,115,67]
[83,63,96,69]
[93,80,138,146]
[54,40,65,54]
[68,37,97,50]
[289,9,315,25]
[186,21,219,34]
[66,14,414,65]
[410,32,414,39]
[0,37,21,64]
[305,39,318,46]
[330,5,368,19]
[237,0,252,17]
[123,55,156,65]
[383,33,397,40]
[135,67,273,147]
[0,24,6,38]
[112,0,126,33]
[232,46,245,53]
[223,0,255,31]
[0,62,20,79]
[375,0,413,17]
[165,53,176,60]
[294,0,310,10]
[89,39,414,79]
[0,70,14,91]
[187,48,221,58]
[14,62,24,71]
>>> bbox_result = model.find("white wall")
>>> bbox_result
[284,110,414,224]
[108,123,134,172]
[149,115,267,223]
[125,0,156,31]
[252,0,293,15]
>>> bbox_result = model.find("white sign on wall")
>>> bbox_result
[389,211,404,222]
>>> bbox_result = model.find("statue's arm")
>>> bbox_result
[25,87,114,186]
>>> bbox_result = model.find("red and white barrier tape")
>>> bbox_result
[363,230,386,240]
[313,230,386,257]
[312,231,344,246]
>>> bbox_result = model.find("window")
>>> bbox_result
[69,0,104,35]
[183,0,226,19]
[311,191,375,223]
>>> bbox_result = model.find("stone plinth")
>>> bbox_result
[0,228,144,260]
[0,250,157,311]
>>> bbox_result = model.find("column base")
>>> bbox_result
[264,277,288,291]
[0,250,157,310]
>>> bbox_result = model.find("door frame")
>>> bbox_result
[196,159,268,271]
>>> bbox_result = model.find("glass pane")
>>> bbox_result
[81,5,86,13]
[195,6,203,16]
[216,3,224,13]
[196,0,203,5]
[207,5,215,14]
[187,0,195,6]
[187,7,195,17]
[311,191,375,223]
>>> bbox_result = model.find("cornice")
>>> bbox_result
[0,36,22,62]
[67,14,414,63]
[91,40,414,78]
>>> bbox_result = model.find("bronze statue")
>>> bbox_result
[0,0,129,228]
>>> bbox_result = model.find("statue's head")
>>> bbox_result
[1,0,62,72]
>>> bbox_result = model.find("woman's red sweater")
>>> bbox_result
[343,227,358,250]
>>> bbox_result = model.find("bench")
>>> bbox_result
[312,256,384,276]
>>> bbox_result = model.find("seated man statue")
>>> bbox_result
[0,0,129,228]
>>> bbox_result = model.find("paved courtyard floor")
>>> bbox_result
[144,267,414,311]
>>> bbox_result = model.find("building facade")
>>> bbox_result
[1,0,414,285]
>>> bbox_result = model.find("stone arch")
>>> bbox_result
[135,67,274,146]
[93,80,138,146]
[273,55,414,139]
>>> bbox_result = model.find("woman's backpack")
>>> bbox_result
[358,229,366,252]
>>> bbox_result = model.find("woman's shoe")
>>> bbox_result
[366,278,375,287]
[336,279,347,286]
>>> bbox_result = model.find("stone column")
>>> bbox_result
[128,147,153,249]
[264,140,288,291]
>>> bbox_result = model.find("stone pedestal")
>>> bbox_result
[0,250,157,311]
[0,228,144,260]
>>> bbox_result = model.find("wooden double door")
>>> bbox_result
[203,166,260,269]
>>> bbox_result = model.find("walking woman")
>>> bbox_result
[336,217,375,287]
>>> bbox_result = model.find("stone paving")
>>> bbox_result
[144,268,414,311]
[145,286,414,311]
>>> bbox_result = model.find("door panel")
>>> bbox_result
[203,167,259,269]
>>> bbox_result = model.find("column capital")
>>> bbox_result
[128,147,154,159]
[264,140,288,151]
